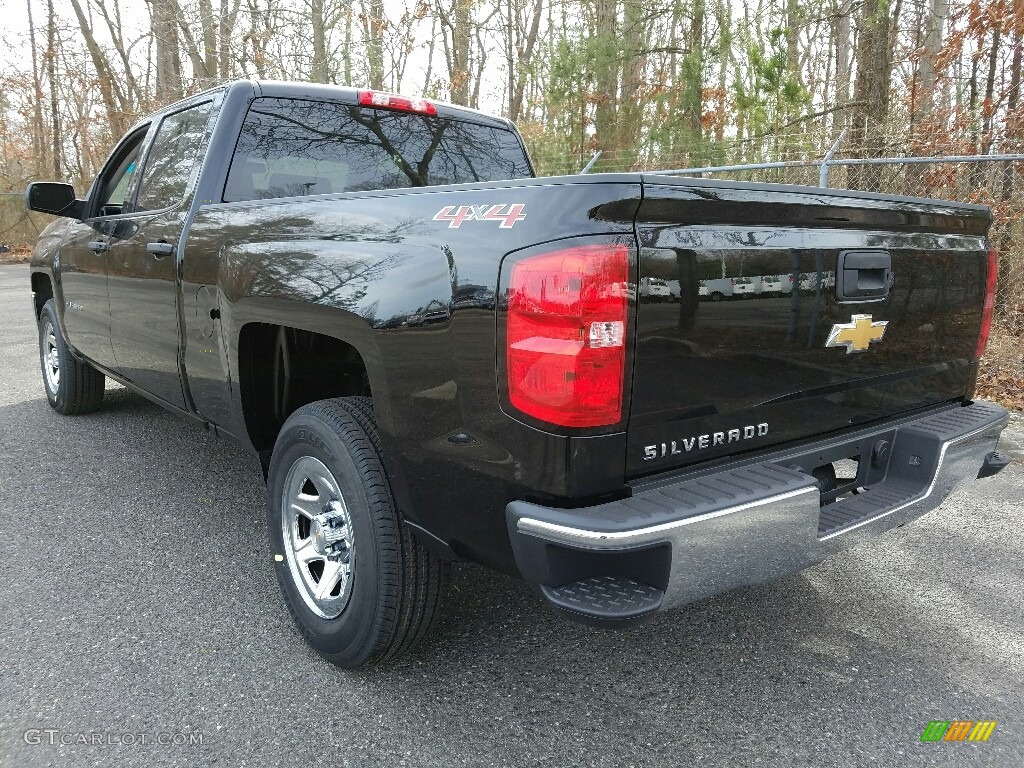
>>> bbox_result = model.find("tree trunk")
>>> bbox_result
[470,20,490,108]
[450,0,472,104]
[505,0,515,117]
[618,0,646,155]
[69,0,130,137]
[345,5,354,85]
[310,0,328,82]
[26,0,47,175]
[684,0,705,137]
[245,0,269,79]
[365,0,385,89]
[786,0,801,84]
[981,28,1001,155]
[593,0,619,157]
[150,0,183,104]
[94,0,144,105]
[509,0,543,121]
[833,0,851,140]
[916,0,947,121]
[198,0,219,83]
[422,13,436,94]
[847,0,894,189]
[46,0,61,177]
[715,0,731,144]
[219,0,241,80]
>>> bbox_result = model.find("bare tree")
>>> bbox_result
[363,0,386,88]
[310,0,329,82]
[149,0,184,102]
[832,0,852,140]
[46,0,61,177]
[26,1,47,174]
[593,0,619,155]
[848,0,897,188]
[437,0,474,104]
[68,0,132,136]
[170,0,242,87]
[981,27,1002,155]
[618,0,647,152]
[916,0,947,121]
[503,0,543,121]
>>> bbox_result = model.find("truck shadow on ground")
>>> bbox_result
[4,388,1019,763]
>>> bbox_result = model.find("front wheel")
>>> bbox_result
[38,299,105,415]
[267,397,449,668]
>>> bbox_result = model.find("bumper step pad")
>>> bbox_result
[541,576,664,621]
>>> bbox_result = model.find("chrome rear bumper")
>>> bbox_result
[506,401,1009,624]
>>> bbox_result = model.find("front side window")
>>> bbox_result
[93,129,148,217]
[135,101,213,211]
[224,97,531,202]
[106,158,138,208]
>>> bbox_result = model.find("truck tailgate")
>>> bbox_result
[627,178,992,477]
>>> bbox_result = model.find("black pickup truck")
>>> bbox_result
[26,80,1010,667]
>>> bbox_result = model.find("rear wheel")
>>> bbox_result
[38,299,105,415]
[267,397,449,668]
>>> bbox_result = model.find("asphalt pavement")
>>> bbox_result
[1,263,1022,767]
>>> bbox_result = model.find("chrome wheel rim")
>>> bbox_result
[281,456,355,619]
[42,320,60,394]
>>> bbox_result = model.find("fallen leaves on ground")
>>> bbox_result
[0,245,32,264]
[976,363,1024,411]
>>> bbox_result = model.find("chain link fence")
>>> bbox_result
[659,157,1020,326]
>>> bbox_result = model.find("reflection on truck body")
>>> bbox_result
[698,272,836,300]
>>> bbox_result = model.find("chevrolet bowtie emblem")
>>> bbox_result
[826,314,888,353]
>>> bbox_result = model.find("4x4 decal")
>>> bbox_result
[432,203,526,229]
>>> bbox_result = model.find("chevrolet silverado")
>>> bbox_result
[25,80,1010,667]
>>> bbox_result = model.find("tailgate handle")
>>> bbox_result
[837,250,891,300]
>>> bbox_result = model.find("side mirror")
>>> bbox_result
[24,182,85,219]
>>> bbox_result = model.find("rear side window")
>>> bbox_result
[135,101,213,211]
[223,97,531,202]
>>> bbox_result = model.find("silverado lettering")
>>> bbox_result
[644,423,769,461]
[24,80,1008,669]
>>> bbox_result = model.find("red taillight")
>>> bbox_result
[358,90,437,115]
[976,244,997,358]
[506,244,629,427]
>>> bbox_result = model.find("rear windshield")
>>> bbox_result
[224,97,532,202]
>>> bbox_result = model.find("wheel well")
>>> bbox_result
[31,273,53,318]
[238,323,371,453]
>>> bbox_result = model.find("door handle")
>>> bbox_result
[87,241,109,252]
[146,241,175,258]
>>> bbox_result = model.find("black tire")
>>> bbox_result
[710,291,724,302]
[268,397,449,668]
[38,299,105,415]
